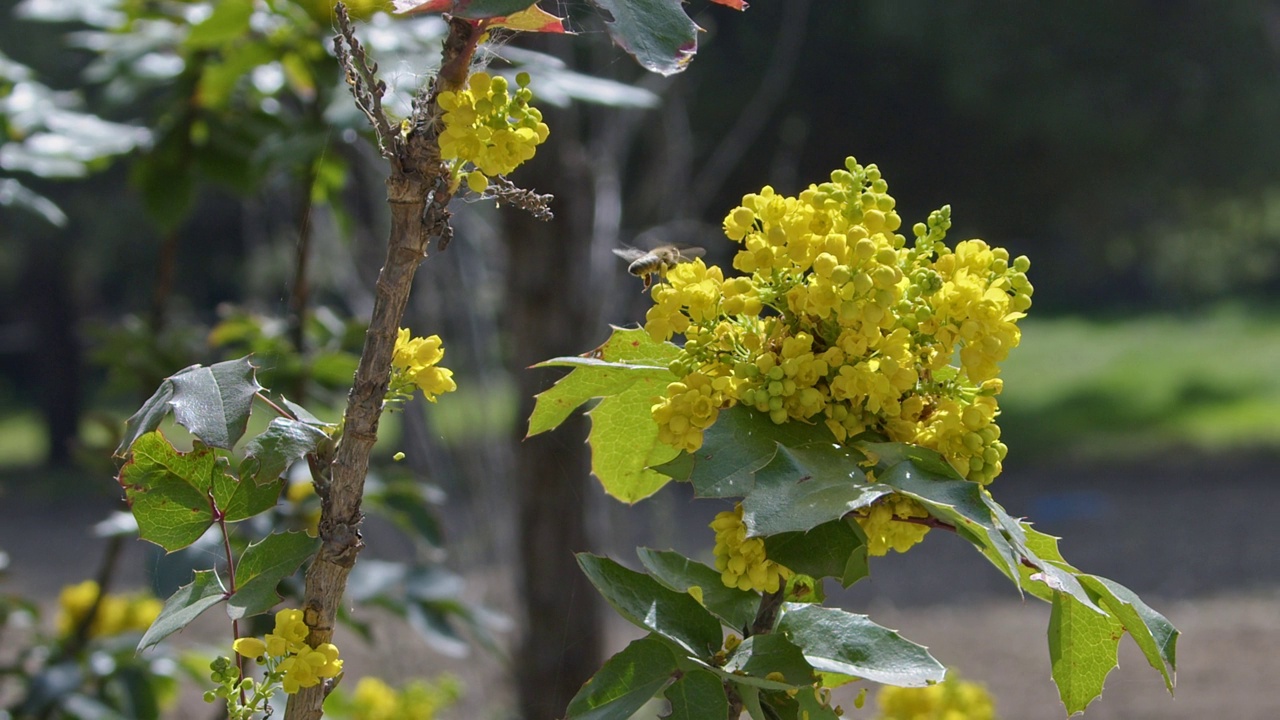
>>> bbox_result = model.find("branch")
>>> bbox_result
[283,5,485,719]
[333,4,397,163]
[488,175,555,221]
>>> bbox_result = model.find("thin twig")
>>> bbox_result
[487,175,554,221]
[333,4,397,162]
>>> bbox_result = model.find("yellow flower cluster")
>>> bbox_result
[875,673,996,720]
[56,580,162,639]
[710,504,792,593]
[233,608,343,694]
[390,328,457,404]
[645,157,1032,555]
[437,71,549,192]
[349,675,462,720]
[859,492,931,556]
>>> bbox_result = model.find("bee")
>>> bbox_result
[612,245,706,290]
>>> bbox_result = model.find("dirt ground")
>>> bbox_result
[2,449,1278,719]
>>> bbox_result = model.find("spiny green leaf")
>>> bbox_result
[636,548,758,630]
[227,532,319,620]
[1048,591,1122,715]
[591,0,700,76]
[663,667,728,720]
[776,605,944,687]
[169,357,261,450]
[138,569,225,652]
[742,442,886,536]
[587,380,680,501]
[529,328,680,501]
[723,634,817,687]
[117,377,178,457]
[116,432,221,551]
[528,326,677,436]
[239,417,329,486]
[565,635,678,720]
[655,406,834,498]
[577,554,723,657]
[219,474,282,524]
[1078,575,1178,692]
[763,518,868,588]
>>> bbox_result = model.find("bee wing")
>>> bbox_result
[675,245,706,262]
[612,247,647,262]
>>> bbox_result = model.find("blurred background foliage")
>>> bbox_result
[3,1,1279,717]
[2,0,1278,467]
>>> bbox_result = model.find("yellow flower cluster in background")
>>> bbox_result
[646,157,1033,556]
[875,673,997,720]
[233,608,343,694]
[389,328,457,404]
[345,675,462,720]
[437,71,549,192]
[56,580,161,639]
[710,504,793,593]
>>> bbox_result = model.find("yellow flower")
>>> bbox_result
[390,329,458,403]
[233,637,267,659]
[711,504,792,592]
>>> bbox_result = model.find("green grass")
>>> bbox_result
[998,308,1280,458]
[0,411,48,467]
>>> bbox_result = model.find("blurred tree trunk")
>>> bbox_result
[504,100,604,718]
[24,234,82,466]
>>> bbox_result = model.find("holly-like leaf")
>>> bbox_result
[138,569,226,652]
[636,548,758,630]
[227,532,319,620]
[741,443,887,536]
[763,518,868,588]
[664,667,728,720]
[655,406,834,498]
[1078,575,1178,692]
[591,0,699,76]
[723,634,817,687]
[530,327,680,501]
[116,432,222,551]
[239,417,329,486]
[116,375,179,457]
[1048,591,1122,715]
[586,380,680,502]
[776,605,945,687]
[577,554,723,657]
[393,0,540,20]
[219,474,283,524]
[168,356,261,450]
[565,635,678,720]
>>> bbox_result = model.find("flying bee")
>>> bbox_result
[612,245,706,290]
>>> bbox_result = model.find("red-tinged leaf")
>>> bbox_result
[490,5,567,33]
[393,0,539,19]
[710,0,748,9]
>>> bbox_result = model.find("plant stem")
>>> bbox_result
[282,5,477,717]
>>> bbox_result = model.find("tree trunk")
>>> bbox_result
[505,123,604,719]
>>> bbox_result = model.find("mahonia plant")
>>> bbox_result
[648,158,1029,557]
[209,607,344,717]
[530,156,1179,719]
[436,70,549,194]
[108,328,458,719]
